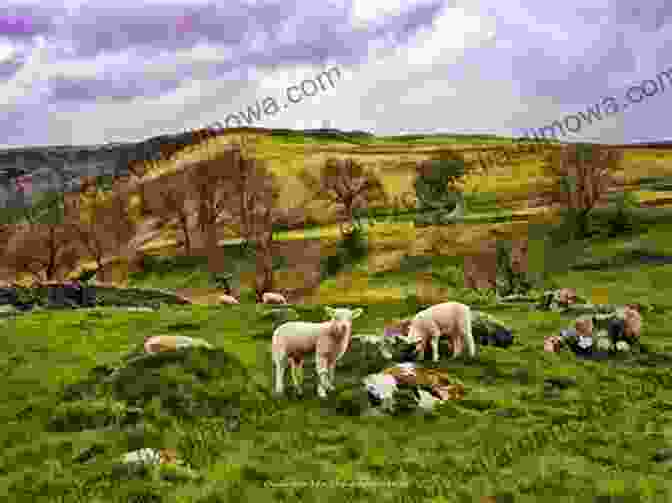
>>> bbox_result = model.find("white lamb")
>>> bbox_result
[262,292,288,305]
[407,302,476,361]
[272,306,363,398]
[219,294,239,305]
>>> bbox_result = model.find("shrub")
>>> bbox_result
[320,225,369,279]
[414,157,466,211]
[605,191,639,238]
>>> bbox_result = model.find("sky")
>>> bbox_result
[0,0,670,148]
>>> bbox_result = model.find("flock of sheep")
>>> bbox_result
[271,301,477,399]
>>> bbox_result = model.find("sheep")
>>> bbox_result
[623,304,642,339]
[272,306,363,398]
[219,294,239,305]
[262,292,288,305]
[406,302,476,362]
[144,335,213,354]
[558,287,578,305]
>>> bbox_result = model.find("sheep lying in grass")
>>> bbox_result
[262,292,288,305]
[272,306,363,398]
[407,302,476,362]
[219,294,239,305]
[144,335,213,354]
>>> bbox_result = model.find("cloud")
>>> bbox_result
[0,4,62,40]
[0,0,670,147]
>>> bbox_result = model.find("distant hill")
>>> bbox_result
[0,130,205,209]
[2,124,668,211]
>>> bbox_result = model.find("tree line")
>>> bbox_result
[0,137,622,300]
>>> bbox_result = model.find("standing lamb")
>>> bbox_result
[407,302,476,361]
[262,292,288,305]
[272,306,363,398]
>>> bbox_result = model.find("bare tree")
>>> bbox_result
[68,177,138,281]
[297,158,388,235]
[540,144,621,238]
[226,137,263,250]
[2,222,80,283]
[185,152,239,258]
[245,163,284,302]
[145,171,195,255]
[206,139,295,300]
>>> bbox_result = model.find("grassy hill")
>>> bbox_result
[46,129,672,301]
[3,240,672,501]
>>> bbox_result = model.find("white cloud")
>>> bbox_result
[350,0,410,28]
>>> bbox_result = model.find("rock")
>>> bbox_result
[480,375,496,385]
[494,408,516,417]
[543,387,562,399]
[0,287,17,305]
[0,304,18,316]
[652,448,672,463]
[544,377,577,389]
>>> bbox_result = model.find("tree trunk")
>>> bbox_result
[46,228,57,281]
[95,257,105,282]
[180,215,191,256]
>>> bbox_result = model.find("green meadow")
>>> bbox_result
[4,132,672,502]
[4,209,672,502]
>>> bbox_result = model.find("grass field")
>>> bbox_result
[4,201,672,501]
[5,132,672,501]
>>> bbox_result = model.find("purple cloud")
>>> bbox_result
[40,0,447,104]
[47,74,185,103]
[0,5,63,39]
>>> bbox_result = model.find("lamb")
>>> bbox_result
[272,306,363,398]
[623,304,642,339]
[144,335,213,354]
[407,302,476,362]
[558,288,578,305]
[219,294,239,305]
[262,292,288,305]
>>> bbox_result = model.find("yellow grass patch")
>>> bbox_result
[635,190,672,204]
[309,285,407,305]
[591,286,610,305]
[364,250,407,273]
[618,159,672,184]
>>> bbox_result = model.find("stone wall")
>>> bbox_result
[0,282,192,309]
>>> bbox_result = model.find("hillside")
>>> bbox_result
[3,127,672,301]
[4,129,672,501]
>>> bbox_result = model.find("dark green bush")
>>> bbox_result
[320,225,369,279]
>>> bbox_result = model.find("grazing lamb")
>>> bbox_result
[272,306,363,398]
[262,292,288,305]
[407,302,476,362]
[219,294,239,305]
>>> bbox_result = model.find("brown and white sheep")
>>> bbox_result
[407,302,476,362]
[272,306,363,398]
[262,292,288,305]
[219,294,239,305]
